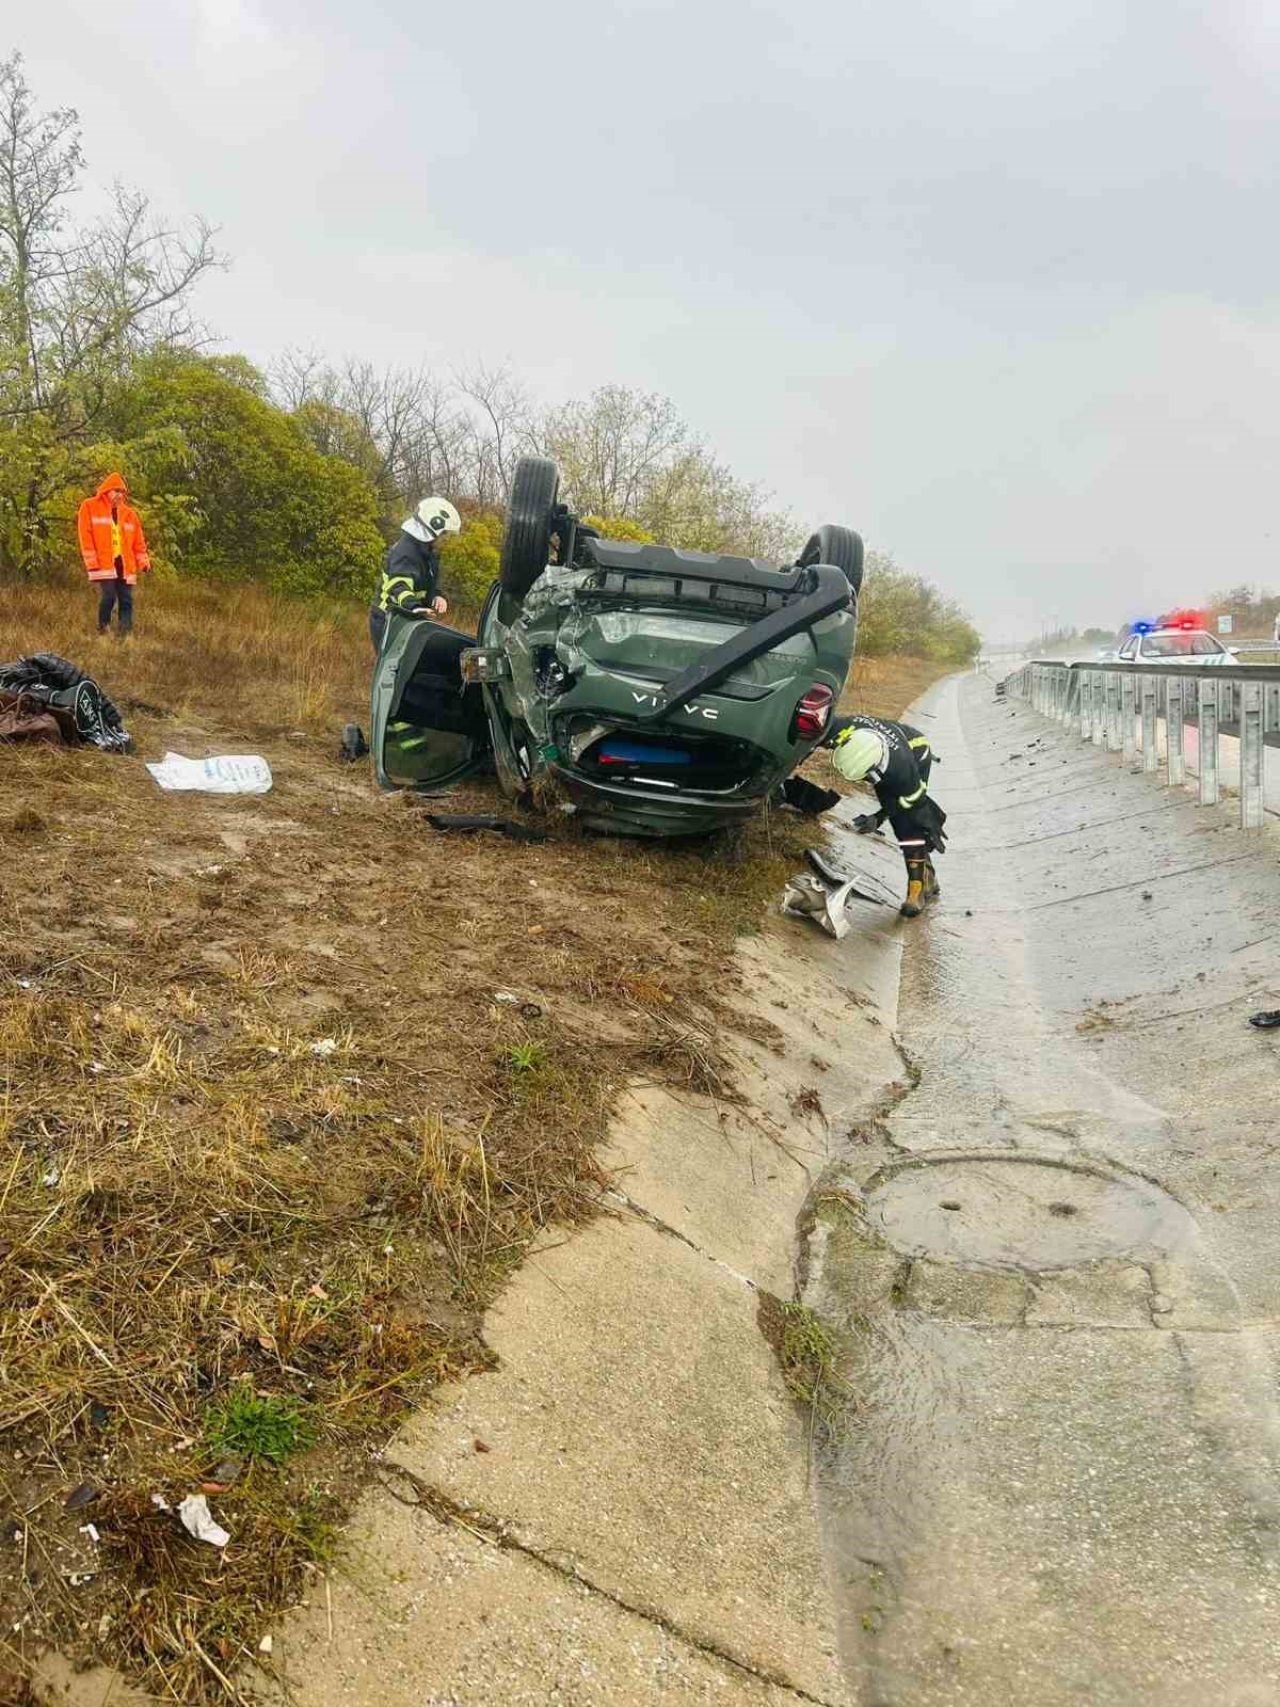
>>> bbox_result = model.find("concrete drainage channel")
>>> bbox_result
[802,669,1280,1707]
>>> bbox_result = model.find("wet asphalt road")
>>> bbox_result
[812,670,1280,1706]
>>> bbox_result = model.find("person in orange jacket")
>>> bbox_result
[77,473,151,636]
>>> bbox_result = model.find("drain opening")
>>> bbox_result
[865,1156,1195,1272]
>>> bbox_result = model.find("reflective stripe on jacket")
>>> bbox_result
[77,473,151,583]
[374,530,440,616]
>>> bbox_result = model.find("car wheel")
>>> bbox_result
[798,524,864,596]
[500,456,560,602]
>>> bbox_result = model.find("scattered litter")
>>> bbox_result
[1141,890,1154,901]
[146,752,273,795]
[88,1061,106,1076]
[64,1481,101,1512]
[150,1493,171,1512]
[15,978,32,990]
[493,992,544,1019]
[178,1494,230,1548]
[309,1038,338,1059]
[1248,1010,1280,1030]
[473,1438,492,1454]
[41,1167,60,1188]
[78,1523,101,1545]
[425,812,545,844]
[258,1634,274,1656]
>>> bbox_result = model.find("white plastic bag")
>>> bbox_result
[146,752,273,795]
[178,1493,230,1548]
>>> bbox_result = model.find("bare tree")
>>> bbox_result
[0,53,222,573]
[457,363,534,506]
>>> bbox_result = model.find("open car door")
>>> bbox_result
[370,612,492,791]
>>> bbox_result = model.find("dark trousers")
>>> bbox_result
[98,572,134,634]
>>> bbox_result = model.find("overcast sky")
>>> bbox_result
[14,0,1280,638]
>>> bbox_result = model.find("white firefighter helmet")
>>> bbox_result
[404,497,462,543]
[832,726,889,782]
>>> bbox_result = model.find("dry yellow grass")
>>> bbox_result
[0,575,944,1701]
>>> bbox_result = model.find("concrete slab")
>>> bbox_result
[391,1214,853,1704]
[260,1496,811,1707]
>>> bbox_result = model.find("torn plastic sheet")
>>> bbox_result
[146,752,273,795]
[178,1493,230,1548]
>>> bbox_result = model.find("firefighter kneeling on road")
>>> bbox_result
[369,497,463,653]
[826,715,946,918]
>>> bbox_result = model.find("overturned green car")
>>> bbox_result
[371,457,862,838]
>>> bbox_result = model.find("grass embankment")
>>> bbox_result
[0,577,946,1701]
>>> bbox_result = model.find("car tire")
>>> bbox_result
[500,456,560,602]
[798,524,863,596]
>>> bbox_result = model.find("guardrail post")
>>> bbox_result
[1121,675,1137,764]
[1198,679,1219,805]
[1218,678,1231,728]
[1091,671,1105,744]
[1103,674,1120,751]
[1166,677,1185,787]
[1078,672,1091,741]
[1265,682,1280,736]
[1241,679,1264,828]
[1141,674,1158,773]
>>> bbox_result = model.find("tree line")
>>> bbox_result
[0,51,979,662]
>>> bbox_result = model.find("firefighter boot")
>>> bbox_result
[901,854,928,918]
[923,857,941,903]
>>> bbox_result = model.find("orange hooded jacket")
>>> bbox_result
[77,473,152,584]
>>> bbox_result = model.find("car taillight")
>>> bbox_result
[793,684,833,741]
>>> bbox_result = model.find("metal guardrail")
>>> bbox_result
[1003,659,1280,828]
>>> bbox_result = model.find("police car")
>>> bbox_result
[1104,620,1236,665]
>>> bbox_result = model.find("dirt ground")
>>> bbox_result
[0,577,947,1702]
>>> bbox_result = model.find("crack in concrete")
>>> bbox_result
[992,796,1183,850]
[977,774,1166,814]
[602,1186,764,1295]
[1026,848,1264,911]
[374,1459,843,1706]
